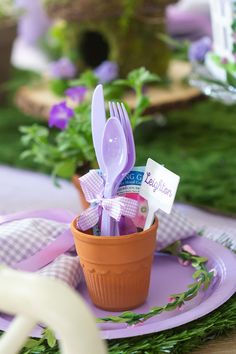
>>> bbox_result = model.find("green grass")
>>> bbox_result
[135,99,236,215]
[1,98,236,215]
[0,105,43,170]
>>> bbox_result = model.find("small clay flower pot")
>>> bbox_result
[71,217,158,311]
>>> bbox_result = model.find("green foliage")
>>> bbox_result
[232,19,236,32]
[20,102,95,179]
[21,328,59,354]
[20,67,160,179]
[0,0,18,19]
[120,0,141,30]
[70,70,99,89]
[114,67,160,127]
[44,20,79,61]
[12,245,236,354]
[49,79,70,96]
[3,69,41,94]
[134,99,236,215]
[97,247,214,325]
[3,96,236,215]
[158,33,190,61]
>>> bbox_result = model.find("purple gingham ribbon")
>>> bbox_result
[77,171,138,231]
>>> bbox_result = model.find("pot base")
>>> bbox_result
[71,217,158,311]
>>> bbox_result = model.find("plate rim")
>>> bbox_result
[0,236,235,340]
[99,236,236,339]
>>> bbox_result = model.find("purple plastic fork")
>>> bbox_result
[109,102,136,192]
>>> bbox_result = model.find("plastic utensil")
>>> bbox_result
[109,102,136,235]
[91,84,106,172]
[100,118,128,236]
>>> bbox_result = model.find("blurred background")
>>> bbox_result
[1,0,236,217]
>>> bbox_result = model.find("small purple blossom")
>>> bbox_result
[178,244,197,266]
[49,101,74,130]
[131,321,144,327]
[94,60,118,83]
[49,57,77,79]
[65,86,87,104]
[221,57,228,65]
[188,37,212,63]
[182,244,196,256]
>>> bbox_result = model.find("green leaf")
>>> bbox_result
[20,150,34,160]
[42,328,57,348]
[119,311,137,319]
[49,79,69,96]
[53,158,77,178]
[193,269,203,279]
[112,79,130,87]
[24,338,41,349]
[103,84,124,100]
[70,70,98,88]
[227,71,236,88]
[128,67,160,89]
[163,241,181,256]
[135,95,150,116]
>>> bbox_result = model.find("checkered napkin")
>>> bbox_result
[156,208,196,250]
[0,208,195,290]
[0,218,82,288]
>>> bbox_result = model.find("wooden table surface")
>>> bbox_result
[192,331,236,353]
[15,60,201,120]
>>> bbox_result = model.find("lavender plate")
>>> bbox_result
[0,236,235,340]
[85,236,236,340]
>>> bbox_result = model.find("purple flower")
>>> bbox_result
[65,86,87,103]
[188,37,212,63]
[221,57,228,65]
[49,57,77,79]
[49,101,74,130]
[94,61,118,83]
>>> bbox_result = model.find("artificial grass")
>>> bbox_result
[13,291,236,353]
[135,99,236,215]
[108,293,236,353]
[0,106,40,170]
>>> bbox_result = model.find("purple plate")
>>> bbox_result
[0,236,235,340]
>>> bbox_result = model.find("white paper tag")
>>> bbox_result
[140,158,180,228]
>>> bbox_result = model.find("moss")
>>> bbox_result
[44,0,170,77]
[66,18,170,77]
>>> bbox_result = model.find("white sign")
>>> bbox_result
[140,158,180,229]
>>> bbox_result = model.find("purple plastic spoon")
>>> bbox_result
[100,118,128,236]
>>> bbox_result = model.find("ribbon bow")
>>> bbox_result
[77,170,138,232]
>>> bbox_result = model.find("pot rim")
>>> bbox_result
[71,216,158,242]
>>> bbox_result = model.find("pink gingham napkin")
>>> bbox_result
[156,207,196,250]
[0,213,82,288]
[0,206,196,291]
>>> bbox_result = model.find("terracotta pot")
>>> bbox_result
[71,217,158,311]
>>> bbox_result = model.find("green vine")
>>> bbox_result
[97,246,215,325]
[15,244,220,353]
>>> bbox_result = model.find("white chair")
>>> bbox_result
[0,267,107,354]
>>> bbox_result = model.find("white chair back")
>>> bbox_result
[0,267,107,354]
